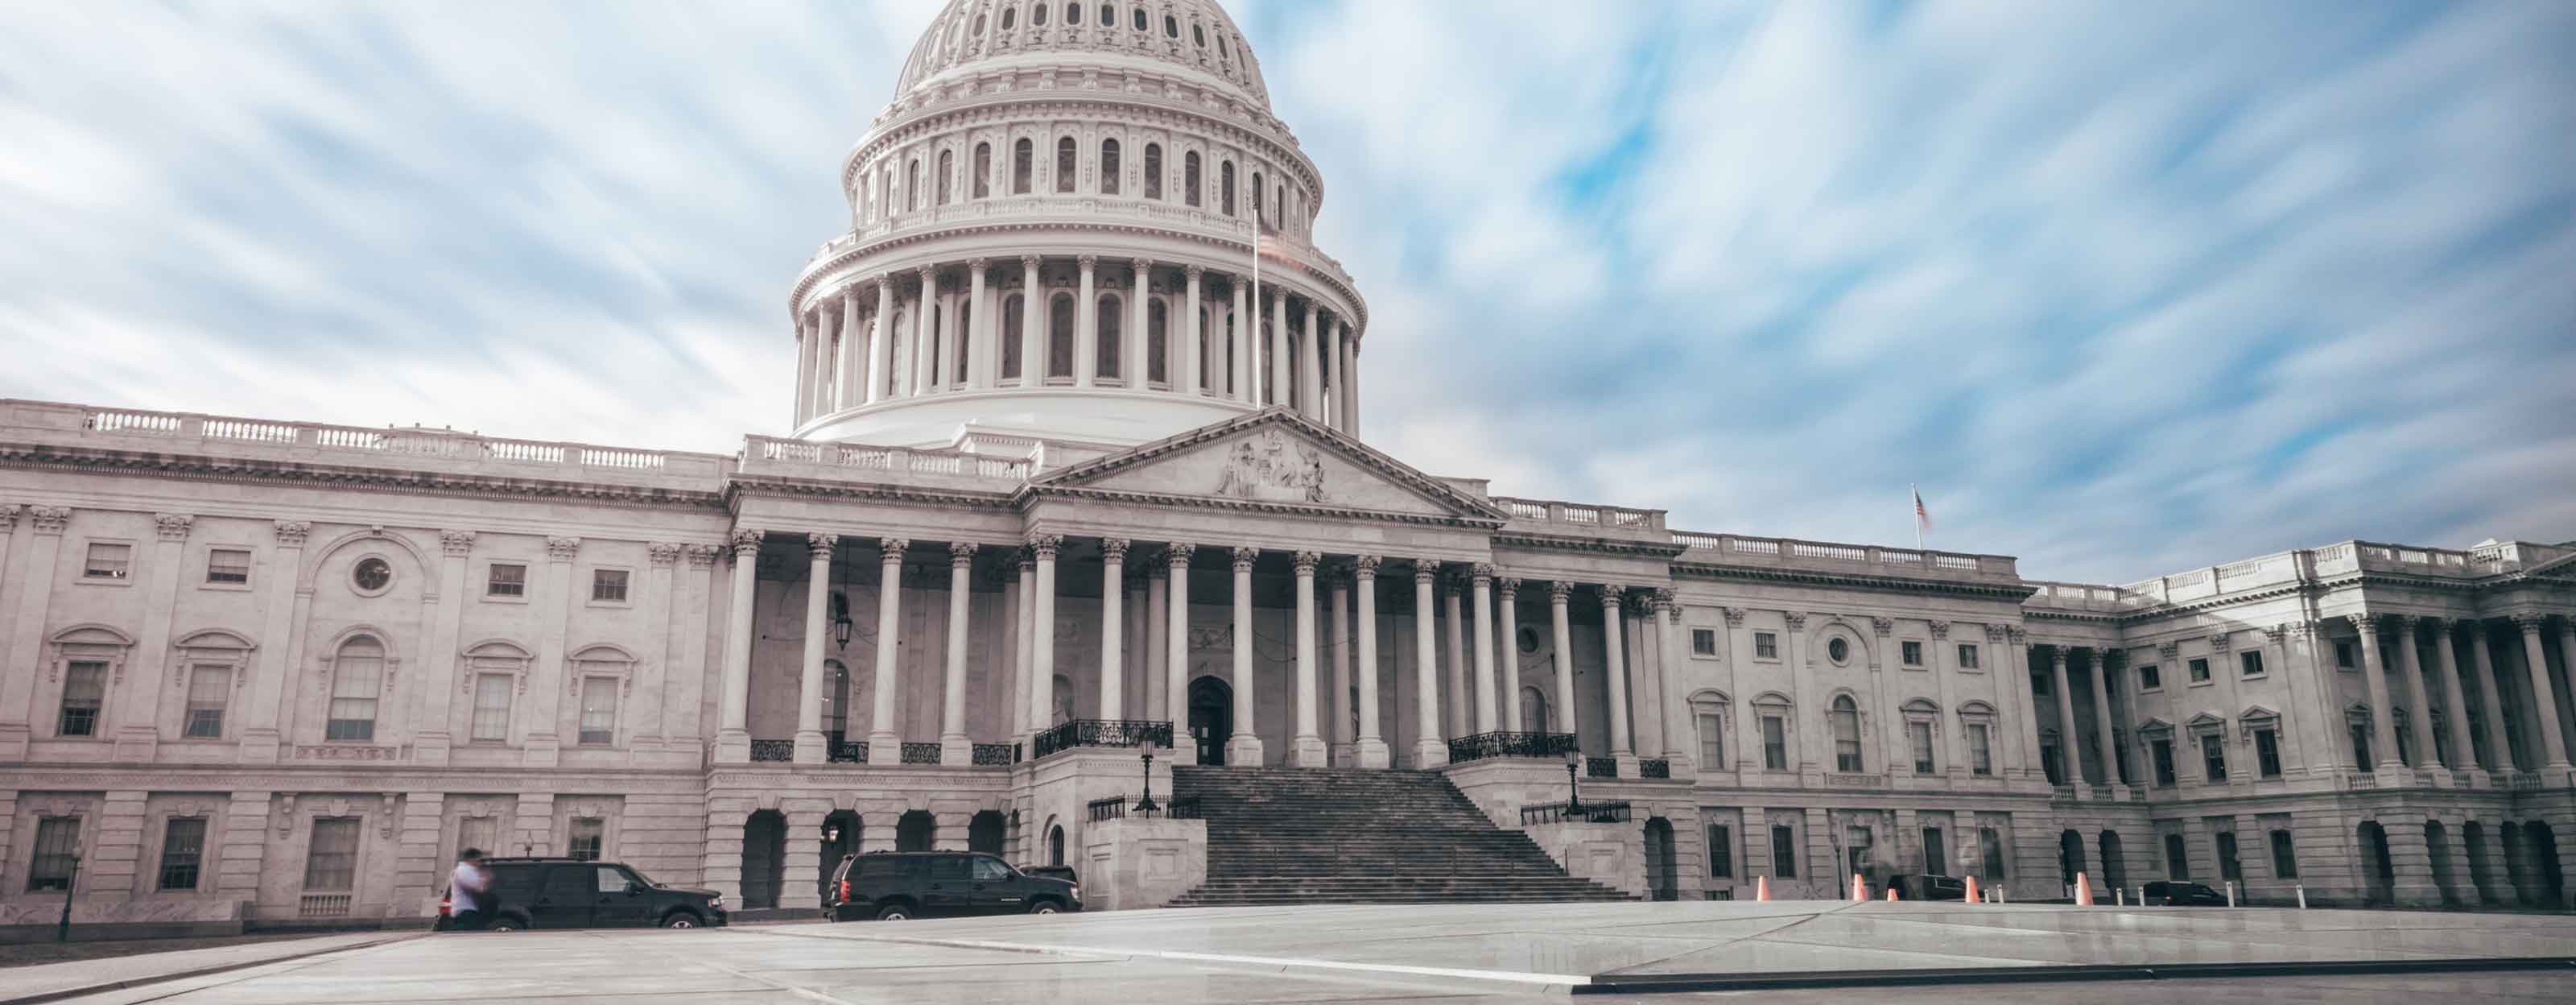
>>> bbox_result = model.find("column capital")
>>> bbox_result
[2210,631,2232,653]
[1785,612,1810,632]
[1982,622,2005,643]
[440,530,477,556]
[967,256,989,270]
[1014,546,1037,570]
[1019,254,1040,271]
[2512,613,2548,634]
[2447,617,2482,639]
[1414,560,1442,586]
[685,544,721,567]
[2157,641,2180,660]
[1133,256,1154,272]
[2004,626,2027,644]
[2351,613,2383,633]
[1548,581,1572,602]
[948,540,979,566]
[728,529,763,556]
[1100,537,1130,563]
[1231,545,1259,572]
[1656,588,1680,621]
[1469,562,1495,583]
[1352,554,1381,577]
[545,536,582,563]
[0,504,13,533]
[153,512,194,542]
[917,263,936,283]
[1927,619,1950,639]
[2050,647,2069,669]
[1027,534,1063,560]
[1727,606,1749,628]
[2262,623,2287,645]
[1184,264,1204,279]
[878,538,911,560]
[1496,576,1521,598]
[648,543,683,567]
[1077,254,1098,269]
[1598,585,1627,609]
[1868,616,1893,637]
[1166,541,1197,566]
[27,505,70,536]
[1292,551,1320,574]
[2380,613,2413,633]
[2099,649,2124,670]
[807,533,835,560]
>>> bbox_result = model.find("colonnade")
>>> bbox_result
[789,256,1360,435]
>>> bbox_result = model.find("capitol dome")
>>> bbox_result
[783,0,1368,451]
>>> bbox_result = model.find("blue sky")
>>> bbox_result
[2,1,2570,584]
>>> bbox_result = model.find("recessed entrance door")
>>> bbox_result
[1189,676,1232,766]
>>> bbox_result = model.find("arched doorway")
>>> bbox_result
[2462,821,2496,905]
[896,810,935,852]
[2058,829,2087,892]
[968,810,1005,855]
[1521,686,1549,734]
[1047,821,1067,866]
[2532,821,2565,907]
[741,810,786,910]
[1189,676,1233,765]
[2425,821,2457,906]
[2097,831,2126,895]
[1644,817,1678,901]
[819,811,861,901]
[2359,821,2394,905]
[2503,822,2534,906]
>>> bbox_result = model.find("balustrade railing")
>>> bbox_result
[298,893,353,917]
[1086,796,1127,823]
[1446,731,1577,764]
[1639,759,1672,780]
[1032,719,1174,759]
[826,738,868,763]
[1587,756,1618,779]
[65,403,720,477]
[901,742,943,765]
[972,742,1017,767]
[749,739,795,763]
[1520,800,1633,825]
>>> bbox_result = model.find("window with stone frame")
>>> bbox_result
[1055,137,1075,193]
[1706,824,1732,877]
[58,660,105,737]
[183,664,230,738]
[1146,299,1168,383]
[1901,640,1924,667]
[27,817,80,891]
[2349,717,2374,769]
[2188,657,2211,684]
[2040,738,2064,784]
[1829,695,1862,772]
[2268,829,2298,877]
[1979,825,2008,879]
[590,569,628,603]
[1141,143,1162,200]
[1183,150,1199,205]
[1769,824,1798,876]
[935,148,954,205]
[1692,628,1719,657]
[1099,139,1120,195]
[2164,833,2190,879]
[1761,713,1788,770]
[1047,292,1076,378]
[1695,709,1724,769]
[458,816,499,860]
[2239,650,2265,678]
[1096,293,1123,379]
[303,818,359,892]
[1957,642,1979,669]
[568,817,605,862]
[2137,664,2161,691]
[1013,138,1034,194]
[1220,160,1236,215]
[1909,720,1936,774]
[2152,736,2176,786]
[577,676,617,747]
[2254,723,2283,778]
[2335,640,2356,668]
[1754,631,1778,660]
[2215,830,2243,882]
[486,563,526,598]
[325,636,383,741]
[1967,722,1992,775]
[1922,826,1947,876]
[973,142,991,199]
[2199,730,2228,781]
[205,548,251,585]
[158,817,207,890]
[906,158,921,211]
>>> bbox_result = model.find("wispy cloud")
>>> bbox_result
[2,1,2568,582]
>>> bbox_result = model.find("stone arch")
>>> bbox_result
[2461,819,2496,904]
[299,527,430,589]
[741,809,786,910]
[2097,829,2126,892]
[1045,817,1066,866]
[968,810,1005,854]
[1643,817,1678,901]
[895,809,935,852]
[2530,821,2564,907]
[2425,818,2458,906]
[2358,819,2394,905]
[1808,618,1873,668]
[2058,829,2087,887]
[1827,692,1863,771]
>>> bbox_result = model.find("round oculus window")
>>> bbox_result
[1827,637,1850,664]
[1517,626,1542,655]
[352,556,392,593]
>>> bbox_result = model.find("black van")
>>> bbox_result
[2143,879,2230,906]
[1889,874,1968,901]
[828,851,1081,920]
[442,857,727,931]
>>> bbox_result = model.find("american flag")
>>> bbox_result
[1913,485,1933,535]
[1255,206,1289,262]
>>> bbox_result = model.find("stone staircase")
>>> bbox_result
[1165,765,1633,907]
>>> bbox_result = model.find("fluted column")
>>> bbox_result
[940,542,976,764]
[2355,615,2405,771]
[1269,290,1290,407]
[792,312,814,424]
[1498,578,1524,733]
[1469,565,1498,734]
[1018,256,1043,387]
[1300,302,1323,420]
[1028,535,1061,735]
[812,301,840,414]
[1075,255,1098,387]
[1354,556,1389,767]
[2049,647,2082,784]
[2388,616,2440,768]
[1229,279,1250,400]
[1329,564,1354,764]
[1164,544,1194,736]
[1600,587,1633,760]
[792,533,835,763]
[1657,589,1690,763]
[1326,319,1346,430]
[869,277,895,404]
[1292,551,1326,766]
[1228,547,1263,764]
[1344,327,1360,434]
[1549,582,1576,744]
[1098,538,1128,720]
[1442,573,1468,738]
[1012,550,1035,738]
[2467,621,2511,771]
[966,258,992,388]
[716,529,760,761]
[1411,560,1447,767]
[906,267,934,395]
[1182,267,1204,396]
[2429,618,2477,780]
[1128,258,1150,385]
[2091,650,2123,786]
[2556,618,2576,771]
[868,539,908,765]
[2519,616,2571,769]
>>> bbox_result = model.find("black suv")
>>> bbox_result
[1889,874,1968,901]
[2143,879,2230,906]
[441,858,726,931]
[828,851,1080,920]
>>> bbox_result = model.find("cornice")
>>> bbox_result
[1672,560,2039,602]
[1491,531,1686,560]
[2029,569,2564,629]
[852,68,1317,196]
[1022,483,1505,531]
[0,445,728,513]
[726,474,1018,511]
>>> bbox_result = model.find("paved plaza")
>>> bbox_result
[17,902,2576,1004]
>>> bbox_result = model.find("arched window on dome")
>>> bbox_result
[1218,307,1235,395]
[1046,292,1075,380]
[973,143,992,199]
[906,158,921,212]
[1193,22,1206,47]
[1165,15,1178,39]
[1183,151,1201,207]
[1099,139,1120,196]
[1142,143,1162,201]
[1099,3,1113,27]
[927,304,942,390]
[1251,171,1265,222]
[1001,6,1015,31]
[1032,2,1046,27]
[954,298,972,384]
[1132,7,1146,31]
[1096,294,1122,381]
[1220,160,1236,217]
[972,13,985,36]
[1001,292,1025,381]
[936,149,954,205]
[1274,184,1286,227]
[1146,298,1168,384]
[1013,139,1033,194]
[1055,137,1075,194]
[1063,4,1079,27]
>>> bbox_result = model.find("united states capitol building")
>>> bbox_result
[3,0,2571,933]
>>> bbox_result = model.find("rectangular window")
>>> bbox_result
[2165,833,2190,879]
[2201,734,2227,781]
[1957,643,1979,669]
[2256,729,2282,778]
[84,542,131,579]
[1761,715,1787,770]
[1843,826,1873,880]
[458,817,499,860]
[2041,743,2063,784]
[2138,664,2161,690]
[1901,640,1924,667]
[1922,827,1946,876]
[2153,738,2176,786]
[1909,721,1935,774]
[28,817,80,891]
[2239,650,2264,678]
[205,548,251,584]
[1706,825,1732,878]
[1690,628,1719,657]
[471,673,513,742]
[2188,657,2211,684]
[487,563,526,598]
[1968,723,1992,775]
[1979,826,2008,879]
[1753,632,1777,660]
[2031,670,2051,696]
[303,818,359,891]
[326,651,380,742]
[590,569,628,603]
[1835,735,1863,773]
[2335,641,2355,668]
[2351,722,2373,769]
[1695,713,1724,769]
[58,660,105,737]
[578,677,617,746]
[2268,829,2299,878]
[568,817,605,862]
[1769,824,1798,877]
[2215,831,2243,883]
[158,817,206,891]
[183,664,229,738]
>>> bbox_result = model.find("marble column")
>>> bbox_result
[1128,259,1150,386]
[1602,587,1633,759]
[812,301,840,412]
[1344,326,1360,435]
[2467,621,2512,772]
[912,266,937,395]
[2091,651,2122,786]
[1326,320,1346,430]
[236,519,307,763]
[1548,583,1577,749]
[1301,302,1323,420]
[1470,565,1498,734]
[2518,616,2571,769]
[1075,255,1098,388]
[1182,266,1204,396]
[1230,279,1251,401]
[1165,544,1194,734]
[868,539,907,765]
[1228,547,1262,764]
[1018,257,1043,387]
[1658,589,1690,764]
[1354,556,1389,767]
[869,277,895,404]
[2389,616,2441,769]
[940,543,976,765]
[716,529,761,761]
[1146,565,1168,738]
[1013,550,1035,738]
[1329,565,1354,765]
[792,312,814,424]
[795,534,834,764]
[2432,618,2476,779]
[1028,535,1061,736]
[2356,615,2406,771]
[2557,618,2576,771]
[1098,538,1127,720]
[1498,578,1524,733]
[1292,551,1326,766]
[967,259,992,388]
[2049,647,2082,784]
[1269,290,1290,407]
[1411,560,1447,767]
[1442,575,1468,738]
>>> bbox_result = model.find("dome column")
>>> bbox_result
[1269,289,1290,407]
[869,275,894,405]
[1229,278,1251,402]
[792,311,815,425]
[1018,256,1042,387]
[1301,300,1323,422]
[1129,259,1151,387]
[838,289,864,409]
[968,258,992,389]
[813,300,840,415]
[1075,255,1098,388]
[1182,266,1205,397]
[912,266,938,395]
[1325,318,1345,431]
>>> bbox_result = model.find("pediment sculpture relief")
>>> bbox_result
[1213,428,1327,503]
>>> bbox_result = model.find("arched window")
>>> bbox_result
[936,149,954,205]
[972,143,991,199]
[1001,292,1025,380]
[1132,6,1146,31]
[972,13,985,35]
[1033,2,1046,27]
[1002,7,1015,30]
[1047,292,1075,379]
[1098,3,1113,27]
[1096,294,1122,379]
[823,660,848,737]
[327,635,384,741]
[1183,151,1201,206]
[1063,4,1079,28]
[1013,138,1033,194]
[1831,695,1862,772]
[906,158,921,212]
[1165,14,1178,37]
[1274,184,1285,223]
[1220,160,1236,216]
[1146,299,1167,383]
[1252,171,1265,221]
[927,304,942,388]
[1055,137,1075,193]
[954,299,972,384]
[1099,139,1120,195]
[1142,143,1162,200]
[1192,23,1206,47]
[1047,823,1066,866]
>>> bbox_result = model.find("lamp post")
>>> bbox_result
[1563,747,1583,816]
[1133,739,1159,816]
[55,842,81,943]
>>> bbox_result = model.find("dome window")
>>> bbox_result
[1096,294,1123,380]
[1142,143,1162,201]
[1251,171,1265,221]
[1099,139,1120,195]
[1064,4,1079,27]
[1047,293,1076,379]
[972,13,985,35]
[1220,160,1235,217]
[1133,7,1146,31]
[936,149,954,205]
[1192,23,1205,47]
[1183,151,1200,207]
[973,142,992,199]
[1002,7,1015,30]
[1033,2,1046,27]
[1013,138,1033,194]
[1055,137,1075,193]
[1099,3,1114,27]
[1165,14,1178,37]
[906,158,922,211]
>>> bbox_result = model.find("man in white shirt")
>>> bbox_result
[448,848,491,931]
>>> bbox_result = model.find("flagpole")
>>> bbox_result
[1912,483,1922,551]
[1249,210,1261,406]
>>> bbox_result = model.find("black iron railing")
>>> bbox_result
[1640,759,1672,779]
[749,739,795,763]
[971,742,1015,767]
[1587,755,1618,779]
[1447,731,1579,764]
[1520,800,1633,825]
[1033,719,1174,759]
[1168,796,1204,820]
[826,738,868,763]
[901,742,942,765]
[1087,796,1126,822]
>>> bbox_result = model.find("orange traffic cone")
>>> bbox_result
[1885,887,1899,901]
[1756,876,1771,902]
[2074,871,2095,906]
[1963,875,1981,904]
[1851,873,1868,902]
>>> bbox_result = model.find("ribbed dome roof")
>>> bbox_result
[894,0,1269,109]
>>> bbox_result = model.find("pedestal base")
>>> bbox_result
[1411,738,1448,769]
[1355,737,1392,769]
[1291,735,1328,767]
[940,734,973,767]
[865,730,899,766]
[712,729,750,763]
[1227,733,1265,767]
[520,733,560,767]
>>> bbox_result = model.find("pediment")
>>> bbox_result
[1029,409,1505,522]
